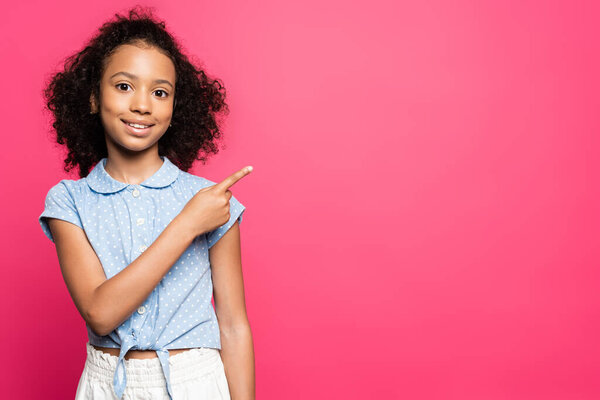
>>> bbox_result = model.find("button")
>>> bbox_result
[131,331,136,338]
[137,306,146,315]
[136,217,145,226]
[139,245,148,252]
[132,188,140,197]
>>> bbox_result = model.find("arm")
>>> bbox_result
[210,220,256,400]
[47,166,252,338]
[48,212,196,336]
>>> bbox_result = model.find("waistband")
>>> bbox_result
[84,342,221,388]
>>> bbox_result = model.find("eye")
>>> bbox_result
[154,89,169,98]
[116,83,131,91]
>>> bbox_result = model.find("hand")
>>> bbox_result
[180,166,253,237]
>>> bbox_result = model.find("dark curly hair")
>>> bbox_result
[43,5,229,177]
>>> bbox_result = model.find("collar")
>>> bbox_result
[86,156,180,194]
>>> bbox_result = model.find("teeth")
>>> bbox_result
[127,122,150,129]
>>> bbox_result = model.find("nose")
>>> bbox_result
[130,90,152,114]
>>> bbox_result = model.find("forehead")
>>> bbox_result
[102,44,176,82]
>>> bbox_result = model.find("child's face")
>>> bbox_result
[94,43,176,154]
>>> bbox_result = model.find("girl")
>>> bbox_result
[38,6,255,400]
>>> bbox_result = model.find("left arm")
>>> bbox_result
[210,220,255,400]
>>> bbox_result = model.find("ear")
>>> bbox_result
[89,93,98,114]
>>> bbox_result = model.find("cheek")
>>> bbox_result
[100,91,127,114]
[157,101,174,119]
[152,115,172,128]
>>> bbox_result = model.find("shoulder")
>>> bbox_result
[44,177,88,203]
[176,170,218,193]
[39,178,87,242]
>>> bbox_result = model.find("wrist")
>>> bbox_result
[173,211,205,240]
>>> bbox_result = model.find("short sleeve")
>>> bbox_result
[206,195,245,249]
[39,181,83,243]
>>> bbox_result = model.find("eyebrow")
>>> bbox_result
[109,71,174,89]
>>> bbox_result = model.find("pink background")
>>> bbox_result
[1,0,599,398]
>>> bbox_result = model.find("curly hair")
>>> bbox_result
[43,5,229,177]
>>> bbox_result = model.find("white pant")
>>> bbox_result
[75,342,231,400]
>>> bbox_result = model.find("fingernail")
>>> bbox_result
[247,166,253,172]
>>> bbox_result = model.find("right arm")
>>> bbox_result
[48,166,252,337]
[49,212,195,336]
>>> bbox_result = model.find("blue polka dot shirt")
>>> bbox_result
[38,156,245,399]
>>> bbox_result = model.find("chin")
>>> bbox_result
[106,135,153,153]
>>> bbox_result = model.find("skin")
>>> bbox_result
[47,42,255,399]
[91,42,176,182]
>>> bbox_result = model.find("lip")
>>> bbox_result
[122,118,154,126]
[122,119,153,136]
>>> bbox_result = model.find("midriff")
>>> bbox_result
[92,344,192,360]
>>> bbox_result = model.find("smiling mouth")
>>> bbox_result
[122,120,154,135]
[121,120,154,129]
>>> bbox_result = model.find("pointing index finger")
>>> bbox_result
[214,166,253,192]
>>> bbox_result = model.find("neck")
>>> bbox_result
[104,147,164,185]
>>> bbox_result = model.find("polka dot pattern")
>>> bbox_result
[38,156,245,399]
